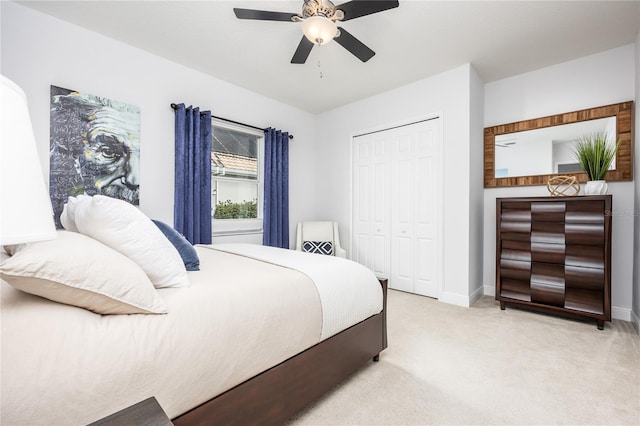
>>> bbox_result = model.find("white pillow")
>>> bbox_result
[74,195,190,288]
[60,194,91,232]
[0,231,168,315]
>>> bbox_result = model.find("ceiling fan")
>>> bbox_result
[233,0,399,64]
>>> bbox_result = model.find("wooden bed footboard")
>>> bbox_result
[173,278,388,426]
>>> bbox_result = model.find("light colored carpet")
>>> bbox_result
[288,290,640,425]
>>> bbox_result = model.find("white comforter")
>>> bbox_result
[1,244,382,425]
[210,243,383,340]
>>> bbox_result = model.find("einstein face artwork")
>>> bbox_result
[50,86,140,227]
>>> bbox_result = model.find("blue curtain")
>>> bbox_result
[174,103,212,244]
[263,128,289,248]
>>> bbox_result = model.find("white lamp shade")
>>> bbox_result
[301,16,338,45]
[0,75,57,245]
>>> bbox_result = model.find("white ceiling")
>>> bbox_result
[19,0,640,114]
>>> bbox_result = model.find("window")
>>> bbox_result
[211,120,264,235]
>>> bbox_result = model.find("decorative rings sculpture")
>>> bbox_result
[547,175,580,197]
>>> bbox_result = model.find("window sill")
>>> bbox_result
[212,229,263,237]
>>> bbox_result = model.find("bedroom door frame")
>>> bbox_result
[350,112,444,299]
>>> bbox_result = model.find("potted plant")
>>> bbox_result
[574,132,620,195]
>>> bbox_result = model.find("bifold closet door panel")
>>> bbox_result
[353,136,374,270]
[390,132,414,293]
[371,138,391,278]
[352,134,391,279]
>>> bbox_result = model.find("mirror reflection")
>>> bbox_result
[494,117,616,178]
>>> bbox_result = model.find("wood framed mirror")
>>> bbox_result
[484,101,634,188]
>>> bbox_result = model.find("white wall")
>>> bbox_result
[633,31,640,331]
[469,65,485,302]
[0,2,317,247]
[315,63,482,306]
[483,45,637,321]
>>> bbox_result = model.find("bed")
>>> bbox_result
[1,225,387,424]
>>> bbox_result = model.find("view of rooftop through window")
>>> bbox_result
[212,125,260,220]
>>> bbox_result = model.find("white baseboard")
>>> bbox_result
[439,292,472,307]
[437,286,491,307]
[612,306,632,322]
[484,284,495,297]
[630,310,640,334]
[438,286,485,307]
[469,285,484,305]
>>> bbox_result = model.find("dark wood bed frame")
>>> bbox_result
[172,278,388,425]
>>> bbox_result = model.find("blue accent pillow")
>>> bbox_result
[152,220,200,271]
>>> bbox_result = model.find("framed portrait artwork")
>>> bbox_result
[49,86,140,227]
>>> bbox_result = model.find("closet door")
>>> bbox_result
[353,118,440,299]
[390,120,439,297]
[413,120,439,297]
[390,127,414,292]
[352,133,390,279]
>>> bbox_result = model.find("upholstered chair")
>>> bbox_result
[295,221,346,258]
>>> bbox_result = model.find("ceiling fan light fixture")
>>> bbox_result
[301,16,338,45]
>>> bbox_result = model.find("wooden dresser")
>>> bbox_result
[496,195,612,329]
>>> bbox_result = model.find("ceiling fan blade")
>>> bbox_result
[233,8,298,22]
[335,27,375,62]
[291,37,314,64]
[337,0,399,21]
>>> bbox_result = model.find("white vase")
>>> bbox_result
[583,180,608,195]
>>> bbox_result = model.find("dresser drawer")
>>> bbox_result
[565,265,605,291]
[565,245,604,269]
[531,222,565,244]
[530,262,565,307]
[500,240,531,262]
[531,201,566,222]
[531,241,565,264]
[566,223,605,246]
[564,288,604,315]
[499,259,531,302]
[565,200,606,223]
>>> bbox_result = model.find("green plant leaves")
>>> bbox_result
[213,199,257,219]
[574,132,620,181]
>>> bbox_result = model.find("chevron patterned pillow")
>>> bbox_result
[302,241,333,256]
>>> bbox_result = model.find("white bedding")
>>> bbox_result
[209,243,383,340]
[1,244,382,425]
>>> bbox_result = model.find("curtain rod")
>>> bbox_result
[170,103,293,139]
